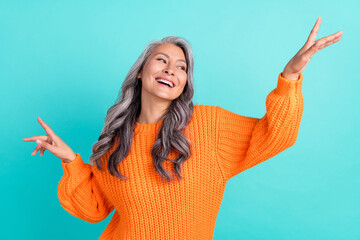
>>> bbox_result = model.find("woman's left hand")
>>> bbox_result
[282,16,343,80]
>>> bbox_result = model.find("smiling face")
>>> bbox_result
[137,43,188,104]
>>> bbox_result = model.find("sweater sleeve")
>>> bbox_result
[57,153,114,223]
[216,72,304,181]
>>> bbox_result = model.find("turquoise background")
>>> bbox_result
[1,0,359,239]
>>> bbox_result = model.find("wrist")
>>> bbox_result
[62,153,77,163]
[281,72,300,81]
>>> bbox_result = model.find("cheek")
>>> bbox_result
[179,74,188,87]
[147,62,163,73]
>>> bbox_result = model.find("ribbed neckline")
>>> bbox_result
[134,119,164,134]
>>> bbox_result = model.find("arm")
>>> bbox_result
[216,72,304,181]
[215,17,342,182]
[57,153,114,223]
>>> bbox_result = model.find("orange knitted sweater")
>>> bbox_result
[58,72,304,239]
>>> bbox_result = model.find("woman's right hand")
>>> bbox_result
[23,117,77,163]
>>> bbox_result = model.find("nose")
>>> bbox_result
[163,69,175,76]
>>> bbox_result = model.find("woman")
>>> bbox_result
[23,17,342,239]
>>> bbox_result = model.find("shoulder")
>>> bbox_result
[194,104,219,114]
[194,104,235,120]
[190,104,220,126]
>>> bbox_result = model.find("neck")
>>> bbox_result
[137,94,171,124]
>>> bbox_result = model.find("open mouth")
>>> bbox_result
[157,81,172,88]
[156,78,174,88]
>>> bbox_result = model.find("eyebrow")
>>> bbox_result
[154,52,187,64]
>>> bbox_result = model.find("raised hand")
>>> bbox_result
[282,16,343,80]
[22,117,77,163]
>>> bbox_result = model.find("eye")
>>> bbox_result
[157,58,186,71]
[157,58,166,63]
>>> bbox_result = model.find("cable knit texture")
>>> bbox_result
[58,72,304,239]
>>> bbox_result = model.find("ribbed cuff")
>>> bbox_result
[275,72,303,96]
[61,153,87,176]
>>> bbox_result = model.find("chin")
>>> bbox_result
[154,94,174,101]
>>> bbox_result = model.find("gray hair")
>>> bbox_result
[89,36,195,183]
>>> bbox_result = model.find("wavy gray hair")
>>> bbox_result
[89,36,195,182]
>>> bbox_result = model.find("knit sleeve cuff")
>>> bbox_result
[61,153,89,179]
[275,72,303,96]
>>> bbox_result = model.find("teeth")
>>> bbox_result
[157,79,173,88]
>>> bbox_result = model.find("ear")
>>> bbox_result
[137,72,141,79]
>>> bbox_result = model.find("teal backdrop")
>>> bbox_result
[1,0,358,239]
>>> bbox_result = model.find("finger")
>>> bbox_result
[306,16,322,45]
[37,117,58,140]
[301,34,342,60]
[40,147,46,156]
[298,17,322,55]
[31,144,43,156]
[23,135,48,142]
[318,35,342,51]
[35,139,58,156]
[316,30,343,47]
[300,29,343,56]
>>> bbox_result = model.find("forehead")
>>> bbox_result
[151,43,186,63]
